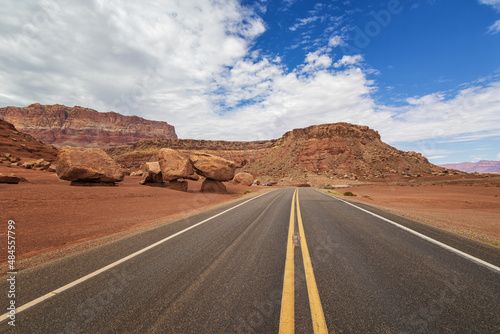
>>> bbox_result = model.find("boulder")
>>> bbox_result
[140,162,163,184]
[56,147,125,184]
[169,179,188,192]
[158,148,193,182]
[23,158,51,171]
[189,153,235,181]
[232,172,253,186]
[0,173,22,184]
[201,179,227,193]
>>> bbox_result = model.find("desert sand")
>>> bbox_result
[323,177,500,246]
[0,165,265,272]
[2,165,499,273]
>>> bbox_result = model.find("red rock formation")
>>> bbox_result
[0,119,58,161]
[106,122,450,183]
[0,103,177,148]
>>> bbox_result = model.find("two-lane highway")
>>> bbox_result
[1,187,499,333]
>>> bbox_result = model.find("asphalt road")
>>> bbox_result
[1,187,499,333]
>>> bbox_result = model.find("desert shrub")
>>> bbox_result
[244,190,251,194]
[343,191,356,196]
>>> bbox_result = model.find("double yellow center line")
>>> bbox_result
[279,188,328,333]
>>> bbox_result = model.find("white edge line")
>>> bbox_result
[0,189,277,322]
[315,189,500,275]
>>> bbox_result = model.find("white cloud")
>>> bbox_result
[0,0,499,154]
[333,55,363,68]
[478,0,500,11]
[328,35,343,47]
[381,81,500,144]
[488,20,500,34]
[289,16,320,31]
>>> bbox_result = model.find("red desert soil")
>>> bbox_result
[324,177,500,245]
[0,165,265,272]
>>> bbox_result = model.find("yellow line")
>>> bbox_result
[279,188,297,334]
[296,190,329,334]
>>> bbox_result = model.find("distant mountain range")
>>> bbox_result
[439,160,500,173]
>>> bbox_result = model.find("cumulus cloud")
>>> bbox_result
[333,55,363,68]
[381,81,500,144]
[0,0,499,152]
[328,35,344,47]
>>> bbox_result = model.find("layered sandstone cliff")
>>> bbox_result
[0,103,177,148]
[106,122,448,183]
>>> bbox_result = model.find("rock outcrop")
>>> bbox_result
[158,148,193,182]
[56,147,125,185]
[232,172,254,186]
[0,119,58,161]
[140,162,163,185]
[0,173,22,184]
[0,103,177,148]
[105,122,451,185]
[189,153,236,193]
[189,153,236,181]
[22,159,52,171]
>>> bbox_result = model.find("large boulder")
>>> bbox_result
[201,179,227,194]
[56,147,125,184]
[158,148,193,182]
[189,153,235,181]
[232,172,254,186]
[140,162,163,184]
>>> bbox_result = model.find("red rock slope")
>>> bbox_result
[106,122,449,182]
[0,103,177,148]
[0,119,58,161]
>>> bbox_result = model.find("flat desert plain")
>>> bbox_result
[0,165,261,272]
[2,165,499,273]
[323,177,500,246]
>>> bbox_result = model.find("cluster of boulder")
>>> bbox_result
[0,153,20,166]
[141,149,237,193]
[22,158,54,171]
[53,147,251,193]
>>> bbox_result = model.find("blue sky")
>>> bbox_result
[0,0,499,164]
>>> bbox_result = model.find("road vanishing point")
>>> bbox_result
[1,187,499,333]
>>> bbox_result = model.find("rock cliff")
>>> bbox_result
[0,103,177,148]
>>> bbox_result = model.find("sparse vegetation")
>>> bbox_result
[343,191,356,196]
[327,190,342,196]
[244,190,251,194]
